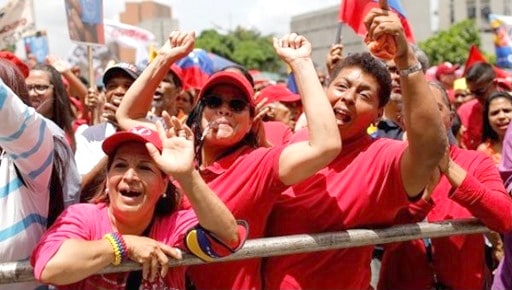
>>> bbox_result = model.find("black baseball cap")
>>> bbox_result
[102,62,141,85]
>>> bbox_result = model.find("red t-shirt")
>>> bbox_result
[457,99,483,150]
[182,145,287,290]
[263,120,293,146]
[263,131,409,290]
[379,146,512,290]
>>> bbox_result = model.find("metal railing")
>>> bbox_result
[0,218,489,284]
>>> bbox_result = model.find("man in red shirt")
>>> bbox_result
[457,62,499,149]
[378,81,512,290]
[263,6,447,289]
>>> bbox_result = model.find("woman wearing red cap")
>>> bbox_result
[116,31,341,289]
[31,119,246,289]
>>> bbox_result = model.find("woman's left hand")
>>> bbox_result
[123,235,182,282]
[146,111,195,177]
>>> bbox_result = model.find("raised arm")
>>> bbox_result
[116,31,195,131]
[364,1,446,197]
[147,114,239,245]
[441,153,512,232]
[274,33,342,185]
[0,79,54,189]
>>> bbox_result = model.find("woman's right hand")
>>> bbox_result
[147,112,195,178]
[123,235,182,282]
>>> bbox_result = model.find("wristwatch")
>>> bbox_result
[399,62,422,77]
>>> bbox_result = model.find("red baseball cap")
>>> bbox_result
[0,51,29,78]
[102,126,162,156]
[435,62,460,80]
[197,71,255,107]
[256,84,301,106]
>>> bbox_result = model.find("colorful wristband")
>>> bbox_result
[104,232,128,266]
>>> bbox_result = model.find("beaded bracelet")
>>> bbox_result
[104,232,128,266]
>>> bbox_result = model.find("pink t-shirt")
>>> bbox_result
[264,131,409,290]
[182,145,287,290]
[457,99,483,150]
[31,203,199,290]
[379,146,512,290]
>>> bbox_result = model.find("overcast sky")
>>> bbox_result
[1,0,340,59]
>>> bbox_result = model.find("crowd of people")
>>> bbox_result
[1,1,512,289]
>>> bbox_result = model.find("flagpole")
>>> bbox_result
[334,22,343,44]
[87,45,97,125]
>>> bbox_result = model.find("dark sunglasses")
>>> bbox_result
[203,95,249,113]
[470,81,493,97]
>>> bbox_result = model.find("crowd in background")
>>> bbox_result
[1,2,512,290]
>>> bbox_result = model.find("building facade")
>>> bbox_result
[118,0,178,62]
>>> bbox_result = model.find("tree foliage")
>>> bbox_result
[418,19,482,66]
[195,27,283,72]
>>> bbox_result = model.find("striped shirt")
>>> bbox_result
[0,80,53,289]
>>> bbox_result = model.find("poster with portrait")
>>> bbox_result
[64,0,105,45]
[23,30,49,63]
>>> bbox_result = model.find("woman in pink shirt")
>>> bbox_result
[31,121,246,289]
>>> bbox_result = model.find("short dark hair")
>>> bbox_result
[465,62,496,84]
[329,52,392,107]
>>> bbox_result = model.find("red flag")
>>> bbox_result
[463,44,510,78]
[338,0,415,43]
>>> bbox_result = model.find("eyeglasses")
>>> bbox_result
[27,84,53,94]
[469,81,493,97]
[203,95,249,113]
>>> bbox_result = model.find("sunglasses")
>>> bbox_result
[27,84,53,95]
[470,81,493,97]
[203,95,249,113]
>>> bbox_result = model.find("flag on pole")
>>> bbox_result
[0,0,35,48]
[338,0,415,43]
[489,14,512,69]
[463,44,510,79]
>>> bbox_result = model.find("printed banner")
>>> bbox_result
[490,14,512,68]
[0,0,35,48]
[103,19,155,68]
